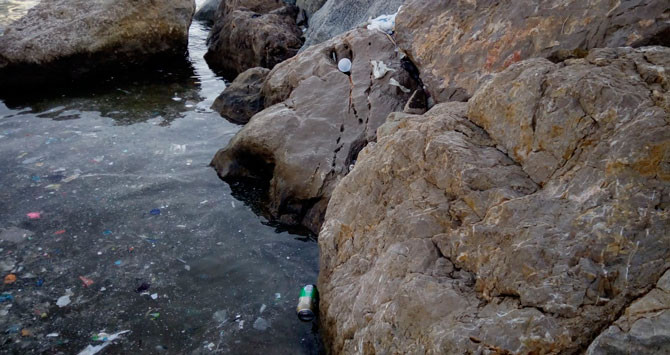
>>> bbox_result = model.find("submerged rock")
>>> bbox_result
[395,0,670,102]
[211,28,417,234]
[0,0,196,91]
[302,0,405,49]
[318,47,670,353]
[205,0,302,79]
[212,67,270,124]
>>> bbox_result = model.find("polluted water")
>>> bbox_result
[0,0,321,353]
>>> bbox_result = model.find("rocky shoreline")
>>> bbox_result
[1,0,669,353]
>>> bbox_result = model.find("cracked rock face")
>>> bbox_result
[0,0,196,90]
[318,47,670,354]
[587,269,670,355]
[204,0,302,80]
[395,0,670,102]
[211,28,416,234]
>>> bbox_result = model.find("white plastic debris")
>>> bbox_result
[366,11,398,34]
[78,330,130,355]
[56,289,73,308]
[338,58,352,73]
[253,317,269,331]
[371,60,396,79]
[259,304,266,313]
[389,78,411,93]
[46,333,59,337]
[151,293,158,300]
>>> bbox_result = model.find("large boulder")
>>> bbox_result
[296,0,326,18]
[211,28,417,234]
[318,46,670,353]
[302,0,404,49]
[194,0,221,23]
[211,67,270,124]
[204,0,302,79]
[395,0,670,102]
[0,0,196,91]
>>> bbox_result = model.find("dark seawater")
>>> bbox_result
[0,1,321,354]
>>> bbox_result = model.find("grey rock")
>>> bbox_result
[296,0,326,18]
[318,47,670,353]
[395,0,670,102]
[211,67,270,124]
[194,0,221,23]
[205,0,302,79]
[587,270,670,355]
[0,0,196,90]
[302,0,404,49]
[211,28,416,234]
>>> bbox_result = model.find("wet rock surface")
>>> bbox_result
[395,0,670,102]
[302,0,404,49]
[212,67,270,124]
[296,0,326,19]
[211,28,417,235]
[0,0,196,91]
[204,0,302,79]
[318,46,670,353]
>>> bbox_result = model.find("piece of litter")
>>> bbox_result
[371,60,396,79]
[206,343,215,351]
[62,174,80,183]
[149,312,160,320]
[26,212,41,220]
[253,317,269,331]
[213,310,227,323]
[100,287,106,292]
[186,159,193,166]
[366,11,398,34]
[46,333,59,337]
[78,330,130,355]
[199,200,208,205]
[92,156,105,163]
[45,184,61,191]
[259,304,266,313]
[169,144,186,154]
[0,293,13,302]
[79,276,94,287]
[172,96,182,102]
[231,201,235,208]
[56,295,71,308]
[4,274,17,284]
[389,78,411,93]
[150,209,161,215]
[176,225,187,229]
[54,230,66,235]
[102,230,112,236]
[275,293,281,300]
[114,260,122,266]
[184,265,191,271]
[238,320,244,329]
[338,58,352,73]
[151,293,158,300]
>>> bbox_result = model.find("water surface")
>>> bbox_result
[0,2,321,354]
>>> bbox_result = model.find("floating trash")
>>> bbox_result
[4,274,16,284]
[79,276,94,287]
[102,230,113,236]
[26,212,41,220]
[0,293,13,302]
[338,58,352,73]
[54,230,66,235]
[114,260,122,266]
[150,209,161,216]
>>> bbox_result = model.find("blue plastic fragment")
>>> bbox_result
[150,209,161,216]
[0,293,13,302]
[103,230,112,235]
[36,279,44,287]
[114,260,122,266]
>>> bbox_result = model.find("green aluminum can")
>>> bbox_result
[296,284,318,321]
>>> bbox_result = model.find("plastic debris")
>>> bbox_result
[389,78,411,93]
[253,317,269,331]
[46,332,59,337]
[78,330,130,355]
[206,343,215,351]
[150,209,161,215]
[275,293,281,300]
[0,293,13,302]
[54,230,66,235]
[338,58,352,73]
[45,184,61,191]
[371,60,396,79]
[31,175,41,182]
[149,312,160,320]
[0,227,34,243]
[92,156,105,163]
[238,320,244,329]
[102,230,112,236]
[56,289,73,307]
[4,274,16,284]
[114,260,122,266]
[151,293,158,300]
[6,325,20,334]
[169,144,186,154]
[79,276,94,287]
[184,265,191,271]
[366,11,398,34]
[213,310,227,324]
[62,173,80,183]
[260,304,266,313]
[21,329,31,337]
[36,279,44,287]
[26,212,41,220]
